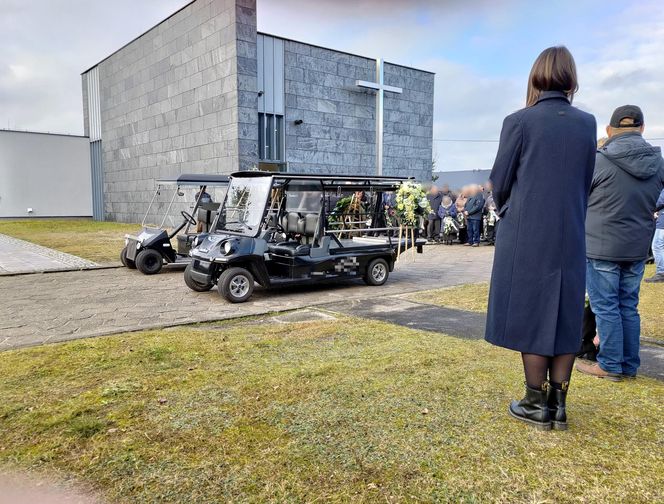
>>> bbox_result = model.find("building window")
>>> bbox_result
[259,113,284,162]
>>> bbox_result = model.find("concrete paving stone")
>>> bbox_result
[273,310,337,323]
[639,346,664,381]
[0,233,98,273]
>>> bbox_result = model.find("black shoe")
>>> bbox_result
[508,382,552,430]
[548,381,568,431]
[644,273,664,283]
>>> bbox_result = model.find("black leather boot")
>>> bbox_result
[508,382,552,430]
[548,381,569,431]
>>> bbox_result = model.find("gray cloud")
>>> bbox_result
[578,2,664,141]
[0,0,184,134]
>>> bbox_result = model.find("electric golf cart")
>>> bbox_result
[121,173,229,274]
[184,171,425,302]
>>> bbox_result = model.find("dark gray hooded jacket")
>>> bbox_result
[586,132,664,262]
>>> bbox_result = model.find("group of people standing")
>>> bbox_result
[481,46,664,432]
[425,183,497,246]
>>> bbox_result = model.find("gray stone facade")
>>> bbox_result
[83,0,257,222]
[82,0,433,222]
[283,41,433,181]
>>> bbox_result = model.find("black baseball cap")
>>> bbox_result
[610,105,644,128]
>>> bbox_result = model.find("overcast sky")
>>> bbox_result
[1,0,663,171]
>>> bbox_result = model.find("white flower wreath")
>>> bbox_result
[395,181,431,227]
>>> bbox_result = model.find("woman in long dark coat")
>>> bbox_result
[485,47,596,430]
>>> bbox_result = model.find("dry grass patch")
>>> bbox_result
[409,281,489,313]
[0,219,138,264]
[0,317,662,503]
[410,264,663,341]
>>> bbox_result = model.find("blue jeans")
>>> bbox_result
[653,229,664,274]
[467,218,481,245]
[586,258,645,375]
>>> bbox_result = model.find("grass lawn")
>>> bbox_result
[0,317,662,503]
[0,219,139,264]
[409,264,664,342]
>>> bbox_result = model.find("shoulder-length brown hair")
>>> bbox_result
[526,46,579,107]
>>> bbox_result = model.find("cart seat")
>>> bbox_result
[197,208,217,233]
[176,234,197,255]
[280,212,319,243]
[268,242,311,256]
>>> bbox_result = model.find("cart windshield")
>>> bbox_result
[141,183,227,230]
[215,176,272,235]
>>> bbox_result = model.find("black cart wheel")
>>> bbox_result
[120,246,136,269]
[135,248,163,275]
[218,267,254,303]
[184,263,213,292]
[364,258,389,286]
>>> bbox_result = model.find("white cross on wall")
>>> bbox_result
[355,58,403,176]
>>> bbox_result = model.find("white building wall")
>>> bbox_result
[0,130,92,218]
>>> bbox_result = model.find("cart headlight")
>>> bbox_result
[223,240,234,255]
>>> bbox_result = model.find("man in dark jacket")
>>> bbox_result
[578,106,664,380]
[464,184,485,246]
[426,185,443,242]
[645,188,664,283]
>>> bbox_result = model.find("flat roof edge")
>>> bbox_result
[258,31,435,75]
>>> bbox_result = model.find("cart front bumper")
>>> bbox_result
[125,238,140,261]
[190,259,215,284]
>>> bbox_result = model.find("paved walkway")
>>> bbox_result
[0,245,494,350]
[0,233,97,274]
[324,297,664,381]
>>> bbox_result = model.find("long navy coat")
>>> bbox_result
[485,91,596,356]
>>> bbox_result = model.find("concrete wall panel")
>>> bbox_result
[0,131,92,218]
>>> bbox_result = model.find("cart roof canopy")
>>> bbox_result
[156,174,230,186]
[230,171,413,191]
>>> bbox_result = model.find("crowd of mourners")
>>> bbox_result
[422,182,498,247]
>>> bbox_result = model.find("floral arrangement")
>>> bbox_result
[456,211,466,228]
[486,209,498,226]
[395,181,430,227]
[328,194,368,229]
[328,195,354,229]
[443,216,458,235]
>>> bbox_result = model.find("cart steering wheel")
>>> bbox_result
[181,210,196,226]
